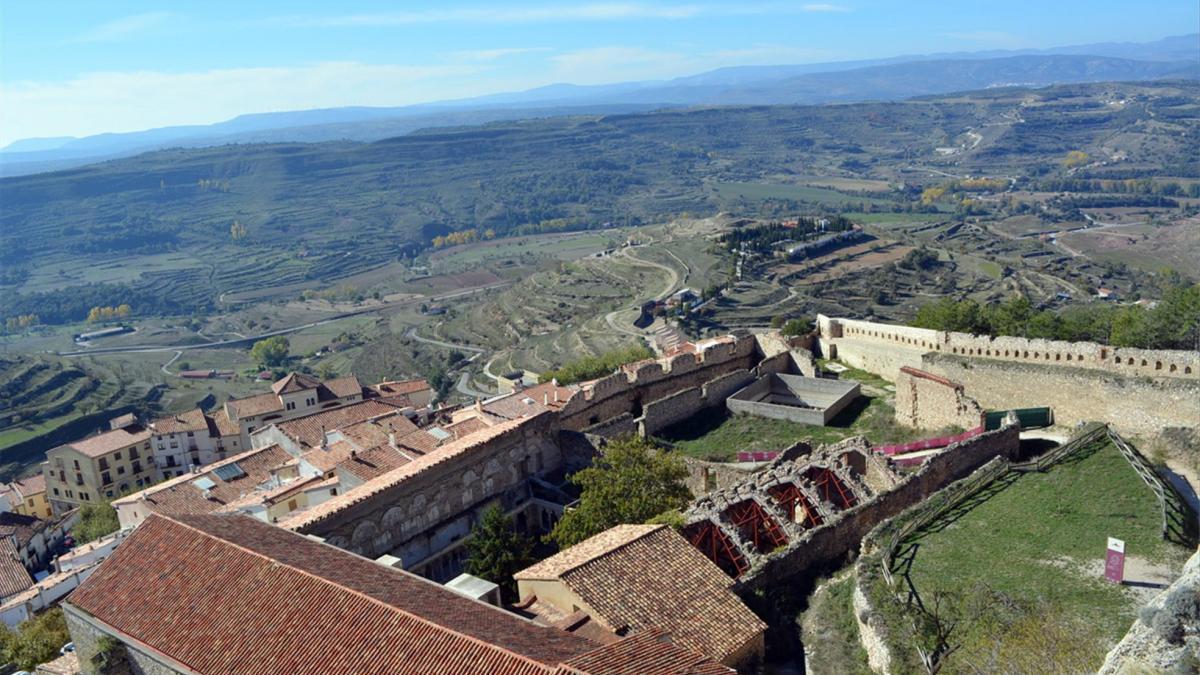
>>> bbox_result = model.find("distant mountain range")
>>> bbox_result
[2,33,1196,177]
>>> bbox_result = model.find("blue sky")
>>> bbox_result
[1,1,1196,146]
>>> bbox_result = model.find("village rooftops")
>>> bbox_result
[270,399,406,449]
[515,524,766,666]
[7,473,46,500]
[225,373,364,419]
[480,381,578,420]
[113,444,294,518]
[147,408,210,435]
[66,514,731,675]
[337,444,411,482]
[371,378,431,396]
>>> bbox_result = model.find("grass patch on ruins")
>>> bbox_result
[901,440,1192,673]
[799,574,874,675]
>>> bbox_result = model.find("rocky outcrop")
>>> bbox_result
[1099,548,1200,674]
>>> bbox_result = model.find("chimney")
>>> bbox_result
[475,398,483,412]
[543,393,549,405]
[554,389,560,403]
[388,433,397,449]
[552,378,558,387]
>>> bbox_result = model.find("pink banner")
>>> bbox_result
[1105,538,1125,583]
[876,426,984,456]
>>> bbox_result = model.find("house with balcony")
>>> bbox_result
[146,407,241,479]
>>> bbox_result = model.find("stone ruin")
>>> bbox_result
[682,439,899,578]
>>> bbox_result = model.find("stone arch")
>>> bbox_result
[1141,359,1148,367]
[1055,354,1060,361]
[1186,366,1193,375]
[1023,351,1029,358]
[382,507,406,531]
[1155,361,1162,370]
[1127,358,1134,365]
[1170,364,1177,373]
[351,520,379,548]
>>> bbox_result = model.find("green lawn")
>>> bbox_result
[658,364,931,461]
[902,440,1191,673]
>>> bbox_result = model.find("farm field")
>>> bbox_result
[714,181,892,207]
[901,439,1192,673]
[1060,219,1200,278]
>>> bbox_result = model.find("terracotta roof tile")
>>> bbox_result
[518,526,765,664]
[271,372,321,395]
[148,408,210,435]
[0,538,32,600]
[557,628,734,675]
[225,391,284,418]
[9,473,46,499]
[0,512,45,548]
[337,444,411,482]
[321,375,364,399]
[272,400,403,449]
[372,378,431,396]
[64,425,150,458]
[68,514,596,675]
[118,445,293,517]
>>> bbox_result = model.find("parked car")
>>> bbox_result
[60,642,75,656]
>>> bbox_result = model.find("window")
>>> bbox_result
[73,460,80,470]
[81,493,90,501]
[117,466,125,475]
[187,431,194,437]
[286,401,296,411]
[98,458,109,470]
[101,472,112,485]
[66,490,73,499]
[115,452,122,460]
[106,490,114,498]
[287,499,298,511]
[133,462,142,474]
[130,448,139,460]
[52,488,59,496]
[74,474,84,486]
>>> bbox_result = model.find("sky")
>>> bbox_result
[1,1,1196,147]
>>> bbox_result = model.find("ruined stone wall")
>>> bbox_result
[582,412,638,439]
[818,314,1200,381]
[682,458,757,496]
[294,412,562,563]
[65,605,187,675]
[922,354,1200,436]
[736,425,1019,591]
[894,367,984,430]
[826,338,927,381]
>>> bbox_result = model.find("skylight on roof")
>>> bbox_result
[212,463,247,482]
[192,477,216,491]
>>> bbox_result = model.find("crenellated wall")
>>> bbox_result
[557,336,759,431]
[818,314,1200,381]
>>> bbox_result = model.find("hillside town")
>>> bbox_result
[0,316,1193,673]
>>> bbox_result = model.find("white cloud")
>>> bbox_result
[74,11,170,43]
[0,62,490,146]
[443,47,554,62]
[272,3,831,27]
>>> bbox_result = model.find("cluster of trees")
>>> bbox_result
[230,220,248,241]
[718,216,855,254]
[1062,150,1090,168]
[431,227,497,249]
[770,315,814,337]
[250,336,291,368]
[3,314,39,332]
[539,344,655,385]
[912,281,1200,350]
[1,282,194,328]
[86,304,132,323]
[1032,177,1200,198]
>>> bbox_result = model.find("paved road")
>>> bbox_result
[404,326,485,353]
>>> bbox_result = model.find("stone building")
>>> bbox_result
[515,524,767,669]
[1,473,53,519]
[62,513,733,675]
[222,372,365,447]
[43,415,156,515]
[145,407,242,479]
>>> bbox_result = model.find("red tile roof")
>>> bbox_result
[0,537,32,600]
[9,473,46,499]
[555,628,734,675]
[116,445,293,517]
[271,372,321,395]
[63,425,150,459]
[68,514,597,675]
[148,408,210,435]
[372,378,431,396]
[272,400,403,449]
[517,525,765,664]
[337,444,411,482]
[225,391,284,418]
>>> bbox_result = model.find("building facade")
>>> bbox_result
[43,416,156,515]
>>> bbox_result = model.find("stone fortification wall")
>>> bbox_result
[923,354,1200,436]
[894,367,984,430]
[818,314,1200,381]
[638,369,757,437]
[735,425,1020,591]
[289,412,562,564]
[682,457,758,496]
[558,336,759,431]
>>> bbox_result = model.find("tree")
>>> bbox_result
[230,220,248,241]
[250,336,290,367]
[74,501,120,544]
[780,317,813,337]
[464,505,535,603]
[0,607,71,670]
[548,436,692,548]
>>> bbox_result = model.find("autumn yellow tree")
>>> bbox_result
[1063,150,1090,168]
